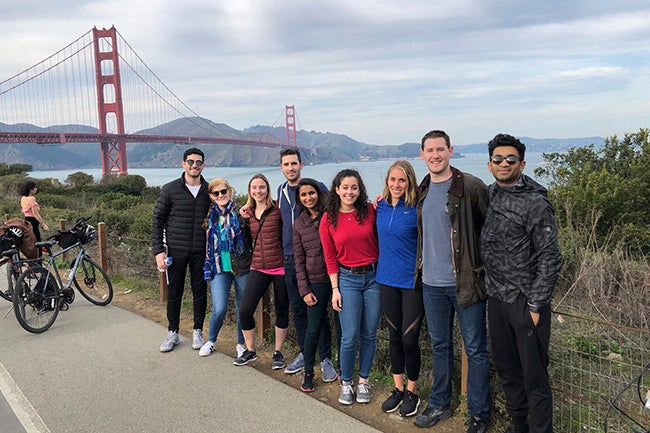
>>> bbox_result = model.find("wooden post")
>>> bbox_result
[158,269,168,302]
[59,219,67,260]
[256,289,271,343]
[97,222,107,270]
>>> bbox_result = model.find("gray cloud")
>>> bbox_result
[1,0,650,144]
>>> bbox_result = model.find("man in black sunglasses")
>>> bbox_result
[481,134,563,433]
[152,147,211,353]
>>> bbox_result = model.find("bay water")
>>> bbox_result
[29,152,547,197]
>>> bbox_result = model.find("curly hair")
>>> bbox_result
[324,169,369,227]
[19,180,37,197]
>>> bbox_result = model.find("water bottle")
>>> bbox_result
[163,256,173,267]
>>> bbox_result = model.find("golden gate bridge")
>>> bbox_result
[0,26,300,178]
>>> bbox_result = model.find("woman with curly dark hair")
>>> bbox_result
[319,169,380,406]
[20,180,49,242]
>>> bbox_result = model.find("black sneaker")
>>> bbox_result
[399,389,421,417]
[301,372,315,392]
[233,349,257,366]
[381,387,404,413]
[503,423,529,433]
[414,405,453,428]
[466,416,488,433]
[271,350,285,370]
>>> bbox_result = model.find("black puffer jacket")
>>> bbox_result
[151,174,210,256]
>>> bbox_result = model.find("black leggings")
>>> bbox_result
[239,270,290,330]
[380,283,424,382]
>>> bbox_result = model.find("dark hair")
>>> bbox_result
[421,130,451,150]
[19,180,37,196]
[183,147,204,161]
[295,178,327,217]
[488,134,526,160]
[325,169,369,227]
[280,147,302,163]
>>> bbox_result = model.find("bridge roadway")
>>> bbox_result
[0,301,380,433]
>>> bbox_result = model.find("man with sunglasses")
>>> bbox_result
[152,147,211,353]
[414,130,491,432]
[481,134,563,433]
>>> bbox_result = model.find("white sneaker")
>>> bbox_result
[236,343,246,358]
[199,341,215,357]
[160,331,180,352]
[192,329,205,350]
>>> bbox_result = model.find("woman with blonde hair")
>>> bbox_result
[234,174,289,369]
[200,178,251,358]
[376,160,423,417]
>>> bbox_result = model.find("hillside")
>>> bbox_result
[0,119,604,169]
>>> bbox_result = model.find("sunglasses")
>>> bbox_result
[490,155,520,165]
[210,188,229,197]
[185,159,204,167]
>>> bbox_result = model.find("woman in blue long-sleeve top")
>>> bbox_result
[376,160,423,418]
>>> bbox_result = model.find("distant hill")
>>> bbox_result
[0,119,605,169]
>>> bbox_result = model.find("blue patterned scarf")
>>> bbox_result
[203,200,245,280]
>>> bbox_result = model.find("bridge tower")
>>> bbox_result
[285,105,297,147]
[92,26,128,177]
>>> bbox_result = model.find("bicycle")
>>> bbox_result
[604,361,650,433]
[12,217,113,333]
[0,228,37,302]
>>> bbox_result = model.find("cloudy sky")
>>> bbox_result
[1,0,650,146]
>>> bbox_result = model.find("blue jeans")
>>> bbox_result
[208,272,247,345]
[338,268,382,382]
[422,284,491,421]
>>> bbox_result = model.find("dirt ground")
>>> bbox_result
[111,288,467,433]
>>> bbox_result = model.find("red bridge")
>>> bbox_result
[0,26,301,178]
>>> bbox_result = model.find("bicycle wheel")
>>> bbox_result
[13,265,60,333]
[0,259,13,301]
[73,255,113,306]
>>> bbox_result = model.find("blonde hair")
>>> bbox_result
[381,160,418,207]
[207,177,234,196]
[246,173,274,209]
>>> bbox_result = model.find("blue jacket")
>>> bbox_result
[376,198,418,289]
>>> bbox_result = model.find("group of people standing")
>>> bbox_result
[150,129,563,433]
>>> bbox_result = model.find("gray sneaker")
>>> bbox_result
[192,329,205,350]
[160,330,180,352]
[339,380,355,405]
[356,382,371,403]
[284,352,304,374]
[320,358,339,382]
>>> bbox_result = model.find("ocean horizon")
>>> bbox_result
[29,152,548,198]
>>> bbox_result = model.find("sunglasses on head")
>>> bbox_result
[185,159,204,167]
[490,155,520,165]
[210,188,229,197]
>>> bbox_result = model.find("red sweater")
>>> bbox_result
[318,204,379,275]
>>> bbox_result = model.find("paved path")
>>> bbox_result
[0,301,380,433]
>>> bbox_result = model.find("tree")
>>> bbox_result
[535,128,650,252]
[66,172,95,187]
[0,163,32,176]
